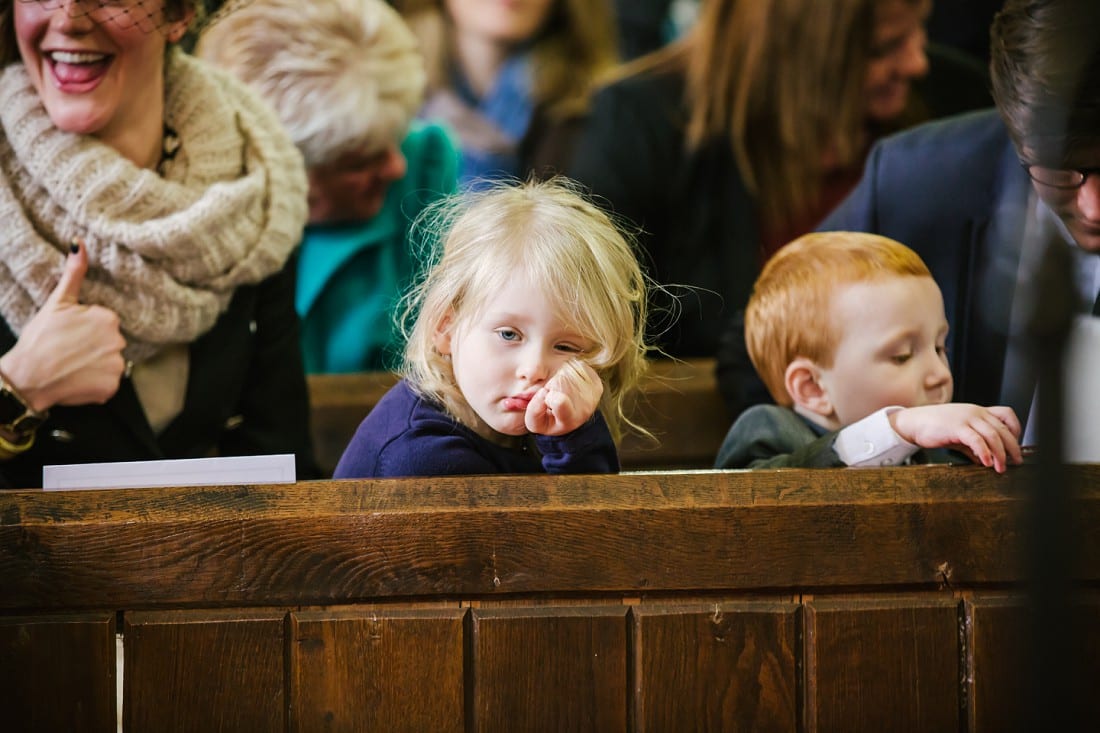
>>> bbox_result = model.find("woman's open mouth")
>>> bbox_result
[47,50,111,92]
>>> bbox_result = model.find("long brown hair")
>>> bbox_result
[609,0,924,229]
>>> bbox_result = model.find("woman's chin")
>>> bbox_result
[45,107,106,137]
[865,89,910,124]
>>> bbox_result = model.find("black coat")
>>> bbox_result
[0,264,319,489]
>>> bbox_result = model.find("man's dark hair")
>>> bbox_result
[990,0,1100,165]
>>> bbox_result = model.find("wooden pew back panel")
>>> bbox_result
[2,467,1097,731]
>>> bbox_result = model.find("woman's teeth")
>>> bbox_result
[50,51,108,64]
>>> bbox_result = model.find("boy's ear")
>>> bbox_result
[432,309,455,355]
[784,357,834,419]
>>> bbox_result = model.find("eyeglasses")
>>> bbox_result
[1023,164,1100,190]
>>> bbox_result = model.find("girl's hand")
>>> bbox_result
[890,403,1023,473]
[0,240,126,412]
[525,359,604,437]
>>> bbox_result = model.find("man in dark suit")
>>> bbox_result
[718,0,1100,428]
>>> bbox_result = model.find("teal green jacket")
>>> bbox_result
[295,123,459,373]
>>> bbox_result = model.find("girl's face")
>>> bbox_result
[443,0,557,47]
[15,0,189,150]
[434,273,594,442]
[863,0,931,123]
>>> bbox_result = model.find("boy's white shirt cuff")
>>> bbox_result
[833,406,919,466]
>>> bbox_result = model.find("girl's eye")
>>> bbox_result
[936,344,948,357]
[890,353,913,365]
[555,343,582,354]
[496,328,520,343]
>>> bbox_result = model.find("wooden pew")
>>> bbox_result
[308,357,733,476]
[1,466,1097,731]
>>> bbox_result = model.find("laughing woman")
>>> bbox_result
[0,0,318,487]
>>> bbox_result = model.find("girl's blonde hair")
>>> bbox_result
[402,177,650,443]
[746,231,932,405]
[197,0,425,168]
[609,0,924,229]
[405,0,618,119]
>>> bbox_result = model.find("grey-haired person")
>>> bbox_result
[198,0,459,374]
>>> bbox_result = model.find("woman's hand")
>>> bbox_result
[525,359,604,437]
[0,240,126,412]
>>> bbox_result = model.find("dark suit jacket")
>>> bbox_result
[716,110,1037,422]
[570,46,992,358]
[714,405,845,469]
[0,264,319,489]
[714,404,958,469]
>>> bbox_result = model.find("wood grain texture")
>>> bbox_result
[288,608,465,733]
[616,357,732,469]
[0,612,116,732]
[966,596,1026,733]
[805,598,961,733]
[308,370,397,478]
[966,593,1100,731]
[3,466,1096,730]
[634,602,799,732]
[2,466,1097,610]
[123,609,284,733]
[471,606,629,733]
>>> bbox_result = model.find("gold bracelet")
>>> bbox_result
[0,427,34,456]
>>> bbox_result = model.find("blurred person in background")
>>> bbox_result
[570,0,991,361]
[200,0,459,374]
[613,0,699,60]
[404,0,618,187]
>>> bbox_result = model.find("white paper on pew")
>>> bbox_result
[1063,315,1100,463]
[42,454,296,491]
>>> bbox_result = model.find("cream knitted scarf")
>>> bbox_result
[0,49,308,362]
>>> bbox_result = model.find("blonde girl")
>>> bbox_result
[334,177,650,477]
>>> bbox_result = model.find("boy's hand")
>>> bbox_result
[890,404,1023,473]
[525,359,604,437]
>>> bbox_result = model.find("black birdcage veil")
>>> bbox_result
[17,0,183,33]
[13,0,248,35]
